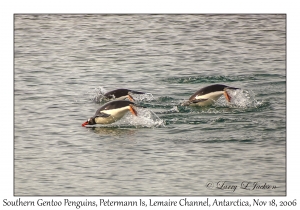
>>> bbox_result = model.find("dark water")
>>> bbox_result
[14,14,286,196]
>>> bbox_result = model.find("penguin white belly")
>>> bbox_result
[95,107,129,124]
[193,91,224,106]
[112,95,128,100]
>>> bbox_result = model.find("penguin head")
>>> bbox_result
[82,117,96,127]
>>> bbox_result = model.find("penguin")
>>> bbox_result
[104,89,145,101]
[82,100,138,126]
[183,84,239,106]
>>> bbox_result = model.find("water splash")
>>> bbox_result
[87,86,108,103]
[130,92,154,102]
[121,107,165,128]
[157,106,180,114]
[215,89,262,108]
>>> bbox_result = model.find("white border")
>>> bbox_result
[1,0,298,209]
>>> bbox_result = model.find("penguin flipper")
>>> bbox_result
[96,112,111,118]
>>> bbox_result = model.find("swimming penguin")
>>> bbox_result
[104,89,145,101]
[182,84,239,106]
[82,100,138,126]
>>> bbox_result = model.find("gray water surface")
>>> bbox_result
[14,14,286,196]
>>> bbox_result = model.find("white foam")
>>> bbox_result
[158,106,180,114]
[130,92,155,102]
[215,89,262,108]
[87,86,108,103]
[119,107,165,128]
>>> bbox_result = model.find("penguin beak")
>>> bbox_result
[129,104,138,116]
[82,121,88,127]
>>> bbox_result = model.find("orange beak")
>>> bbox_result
[82,121,88,127]
[129,104,137,116]
[224,91,231,102]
